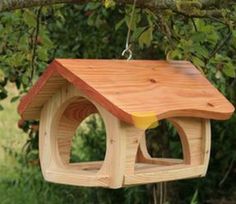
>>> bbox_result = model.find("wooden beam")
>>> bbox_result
[1,0,234,18]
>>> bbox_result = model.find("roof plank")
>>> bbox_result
[18,59,235,123]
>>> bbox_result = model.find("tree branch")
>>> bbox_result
[0,0,86,11]
[30,6,42,83]
[0,0,235,18]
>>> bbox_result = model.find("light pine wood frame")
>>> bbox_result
[39,83,211,189]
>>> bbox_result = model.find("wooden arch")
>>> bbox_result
[39,83,211,188]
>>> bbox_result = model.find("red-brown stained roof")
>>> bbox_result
[18,59,235,124]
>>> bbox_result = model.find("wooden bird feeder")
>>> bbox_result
[18,59,234,188]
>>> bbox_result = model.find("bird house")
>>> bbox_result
[18,59,234,188]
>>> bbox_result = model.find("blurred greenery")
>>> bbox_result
[0,1,236,203]
[0,86,26,161]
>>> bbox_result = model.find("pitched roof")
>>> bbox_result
[18,59,234,124]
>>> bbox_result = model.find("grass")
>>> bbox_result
[0,86,110,204]
[0,85,64,204]
[0,85,27,165]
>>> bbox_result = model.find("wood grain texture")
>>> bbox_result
[39,83,211,188]
[39,83,110,187]
[124,165,205,185]
[18,59,234,123]
[57,99,98,164]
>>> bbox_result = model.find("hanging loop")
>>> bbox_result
[122,44,133,60]
[121,0,137,61]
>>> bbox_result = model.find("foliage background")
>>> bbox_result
[0,1,235,203]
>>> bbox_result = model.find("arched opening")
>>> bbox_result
[56,97,106,172]
[70,113,106,163]
[145,120,183,159]
[135,119,185,171]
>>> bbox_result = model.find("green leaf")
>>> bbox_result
[22,75,29,86]
[223,63,236,78]
[11,53,25,67]
[39,31,54,49]
[167,49,182,60]
[10,96,20,103]
[132,27,146,40]
[0,69,5,82]
[0,104,3,111]
[193,45,209,57]
[115,18,125,31]
[190,189,199,204]
[0,91,7,100]
[125,9,141,31]
[138,27,153,48]
[23,10,37,27]
[191,32,206,43]
[87,12,96,26]
[37,47,48,61]
[104,0,116,8]
[19,35,29,51]
[192,56,205,67]
[232,30,236,49]
[215,70,223,79]
[85,2,100,10]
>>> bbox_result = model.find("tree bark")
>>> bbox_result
[0,0,235,17]
[0,0,85,11]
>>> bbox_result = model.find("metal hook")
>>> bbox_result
[122,44,133,60]
[121,0,137,61]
